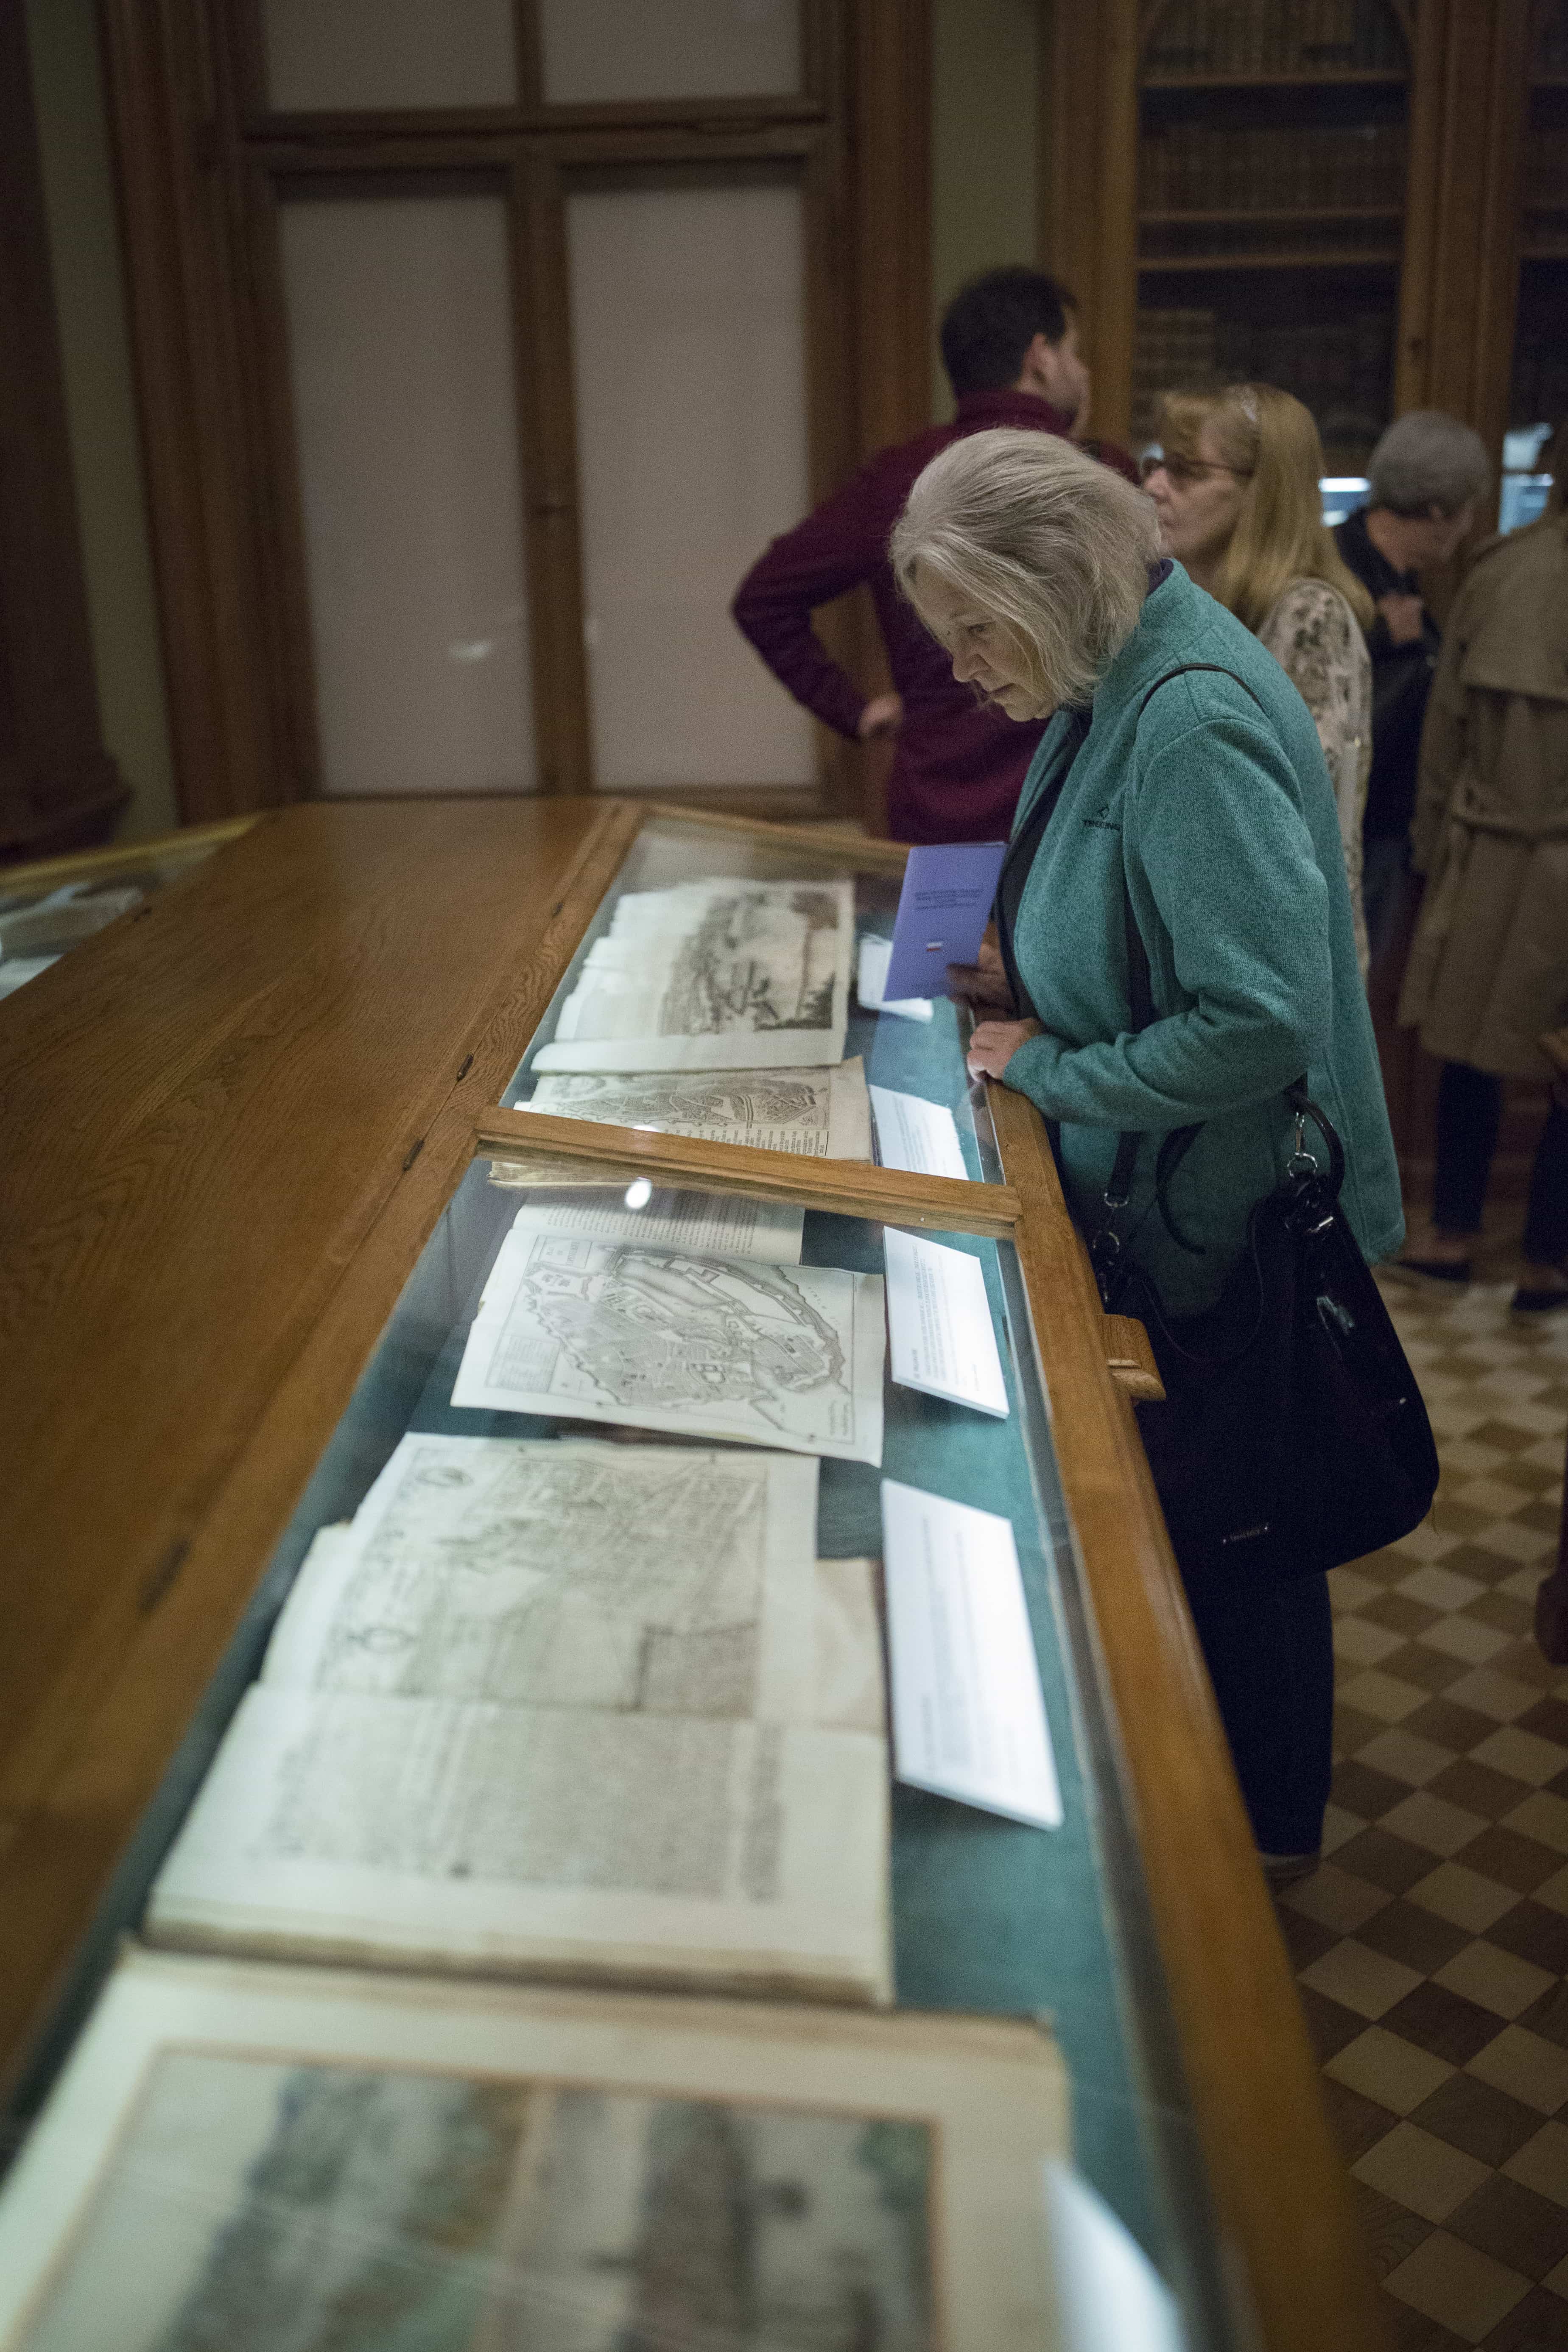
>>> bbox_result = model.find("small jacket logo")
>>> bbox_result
[1082,801,1121,831]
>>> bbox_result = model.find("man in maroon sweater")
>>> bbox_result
[732,268,1139,843]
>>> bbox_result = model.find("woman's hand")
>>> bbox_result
[947,936,1016,1013]
[857,693,903,741]
[966,1018,1043,1080]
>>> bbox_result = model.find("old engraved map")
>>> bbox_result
[534,879,853,1072]
[261,1437,819,1722]
[451,1229,885,1464]
[511,1058,872,1161]
[17,2053,934,2352]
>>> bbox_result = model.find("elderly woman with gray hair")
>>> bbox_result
[890,427,1403,1875]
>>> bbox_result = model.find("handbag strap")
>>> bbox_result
[994,705,1092,1026]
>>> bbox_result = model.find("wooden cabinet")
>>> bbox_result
[1043,0,1541,472]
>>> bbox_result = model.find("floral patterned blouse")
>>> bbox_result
[1258,578,1372,977]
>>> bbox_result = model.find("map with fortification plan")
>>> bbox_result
[451,1227,884,1464]
[533,879,853,1072]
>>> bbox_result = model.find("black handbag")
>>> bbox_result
[997,663,1439,1586]
[1092,1078,1439,1583]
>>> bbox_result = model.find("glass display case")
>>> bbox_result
[0,820,252,1001]
[0,801,1379,2352]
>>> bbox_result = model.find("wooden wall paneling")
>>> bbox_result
[1392,0,1446,412]
[986,1082,1388,2352]
[0,0,126,857]
[1039,3,1106,342]
[1451,1,1534,461]
[236,154,335,803]
[100,0,284,822]
[1039,0,1139,445]
[513,148,593,794]
[509,0,833,129]
[849,0,930,456]
[1397,0,1533,442]
[821,0,929,831]
[1093,0,1143,447]
[801,106,864,821]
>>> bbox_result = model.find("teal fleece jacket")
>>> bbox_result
[1001,561,1403,1314]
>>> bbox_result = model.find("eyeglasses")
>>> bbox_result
[1139,453,1253,487]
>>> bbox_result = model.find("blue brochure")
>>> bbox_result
[882,841,1008,999]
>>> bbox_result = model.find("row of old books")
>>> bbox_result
[1144,0,1407,78]
[1139,118,1407,213]
[1525,123,1568,207]
[1132,303,1393,458]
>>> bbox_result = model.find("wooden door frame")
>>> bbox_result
[100,0,930,825]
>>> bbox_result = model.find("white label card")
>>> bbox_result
[883,1231,1009,1418]
[880,1480,1062,1829]
[869,1085,967,1180]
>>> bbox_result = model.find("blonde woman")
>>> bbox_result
[1144,384,1376,973]
[891,427,1401,1877]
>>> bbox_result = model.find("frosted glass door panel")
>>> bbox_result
[567,184,813,789]
[540,0,801,104]
[280,196,536,797]
[263,0,515,111]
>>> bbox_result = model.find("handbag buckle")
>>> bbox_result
[1288,1106,1319,1179]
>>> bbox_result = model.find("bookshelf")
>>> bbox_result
[1042,2,1537,478]
[1510,2,1568,437]
[1130,0,1413,463]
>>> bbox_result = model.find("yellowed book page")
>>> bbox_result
[146,1688,891,2003]
[0,1949,1069,2352]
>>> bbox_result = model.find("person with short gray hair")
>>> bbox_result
[1335,411,1490,963]
[894,424,1402,1879]
[1367,410,1490,520]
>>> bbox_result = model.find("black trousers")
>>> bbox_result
[1180,1566,1335,1856]
[1433,1060,1568,1266]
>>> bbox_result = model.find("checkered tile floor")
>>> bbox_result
[1275,1271,1568,2349]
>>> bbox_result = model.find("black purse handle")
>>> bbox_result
[1090,664,1345,1285]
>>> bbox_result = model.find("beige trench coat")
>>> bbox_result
[1399,508,1568,1078]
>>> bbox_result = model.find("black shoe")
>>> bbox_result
[1512,1283,1568,1315]
[1386,1256,1472,1288]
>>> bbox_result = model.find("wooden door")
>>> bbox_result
[102,1,929,826]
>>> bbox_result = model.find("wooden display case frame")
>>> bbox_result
[0,797,1385,2352]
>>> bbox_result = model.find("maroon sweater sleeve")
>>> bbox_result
[731,460,898,741]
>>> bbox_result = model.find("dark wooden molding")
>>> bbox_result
[99,0,285,822]
[1397,0,1534,453]
[0,2,127,859]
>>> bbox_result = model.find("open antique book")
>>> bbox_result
[0,1948,1071,2352]
[532,878,855,1073]
[147,1437,891,2004]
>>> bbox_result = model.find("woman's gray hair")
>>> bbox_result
[890,428,1160,712]
[1367,411,1490,517]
